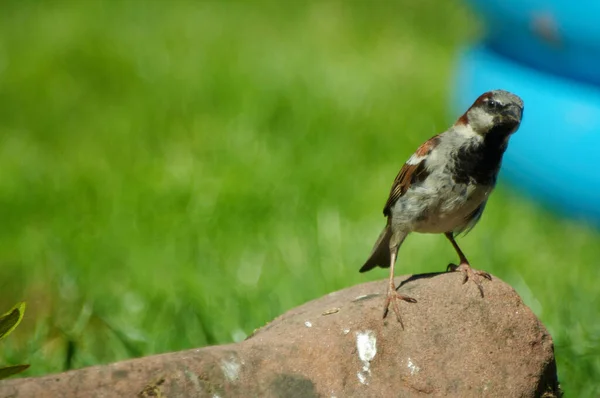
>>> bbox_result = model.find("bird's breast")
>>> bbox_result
[390,175,493,234]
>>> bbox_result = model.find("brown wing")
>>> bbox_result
[383,135,440,216]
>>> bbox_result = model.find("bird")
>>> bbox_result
[360,89,524,326]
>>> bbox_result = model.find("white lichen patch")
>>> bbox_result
[356,330,377,385]
[221,357,241,382]
[304,321,312,328]
[357,371,367,385]
[357,331,377,362]
[407,357,420,375]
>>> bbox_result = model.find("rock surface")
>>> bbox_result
[0,272,559,397]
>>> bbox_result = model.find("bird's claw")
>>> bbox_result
[447,262,491,297]
[383,289,417,328]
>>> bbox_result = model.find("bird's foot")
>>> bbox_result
[382,285,417,328]
[447,262,491,297]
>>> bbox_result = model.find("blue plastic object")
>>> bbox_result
[467,0,600,86]
[453,45,600,223]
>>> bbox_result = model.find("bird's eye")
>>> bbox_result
[487,99,499,110]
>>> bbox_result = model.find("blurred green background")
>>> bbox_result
[0,1,599,395]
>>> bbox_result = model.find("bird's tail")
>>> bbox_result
[359,224,393,273]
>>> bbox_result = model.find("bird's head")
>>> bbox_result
[456,90,524,139]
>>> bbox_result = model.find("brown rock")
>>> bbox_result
[0,272,559,398]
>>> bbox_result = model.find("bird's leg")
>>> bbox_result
[444,232,491,297]
[382,248,417,327]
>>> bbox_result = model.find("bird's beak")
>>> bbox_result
[502,104,523,125]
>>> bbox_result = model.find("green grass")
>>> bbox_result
[0,1,598,395]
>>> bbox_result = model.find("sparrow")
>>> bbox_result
[360,90,524,326]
